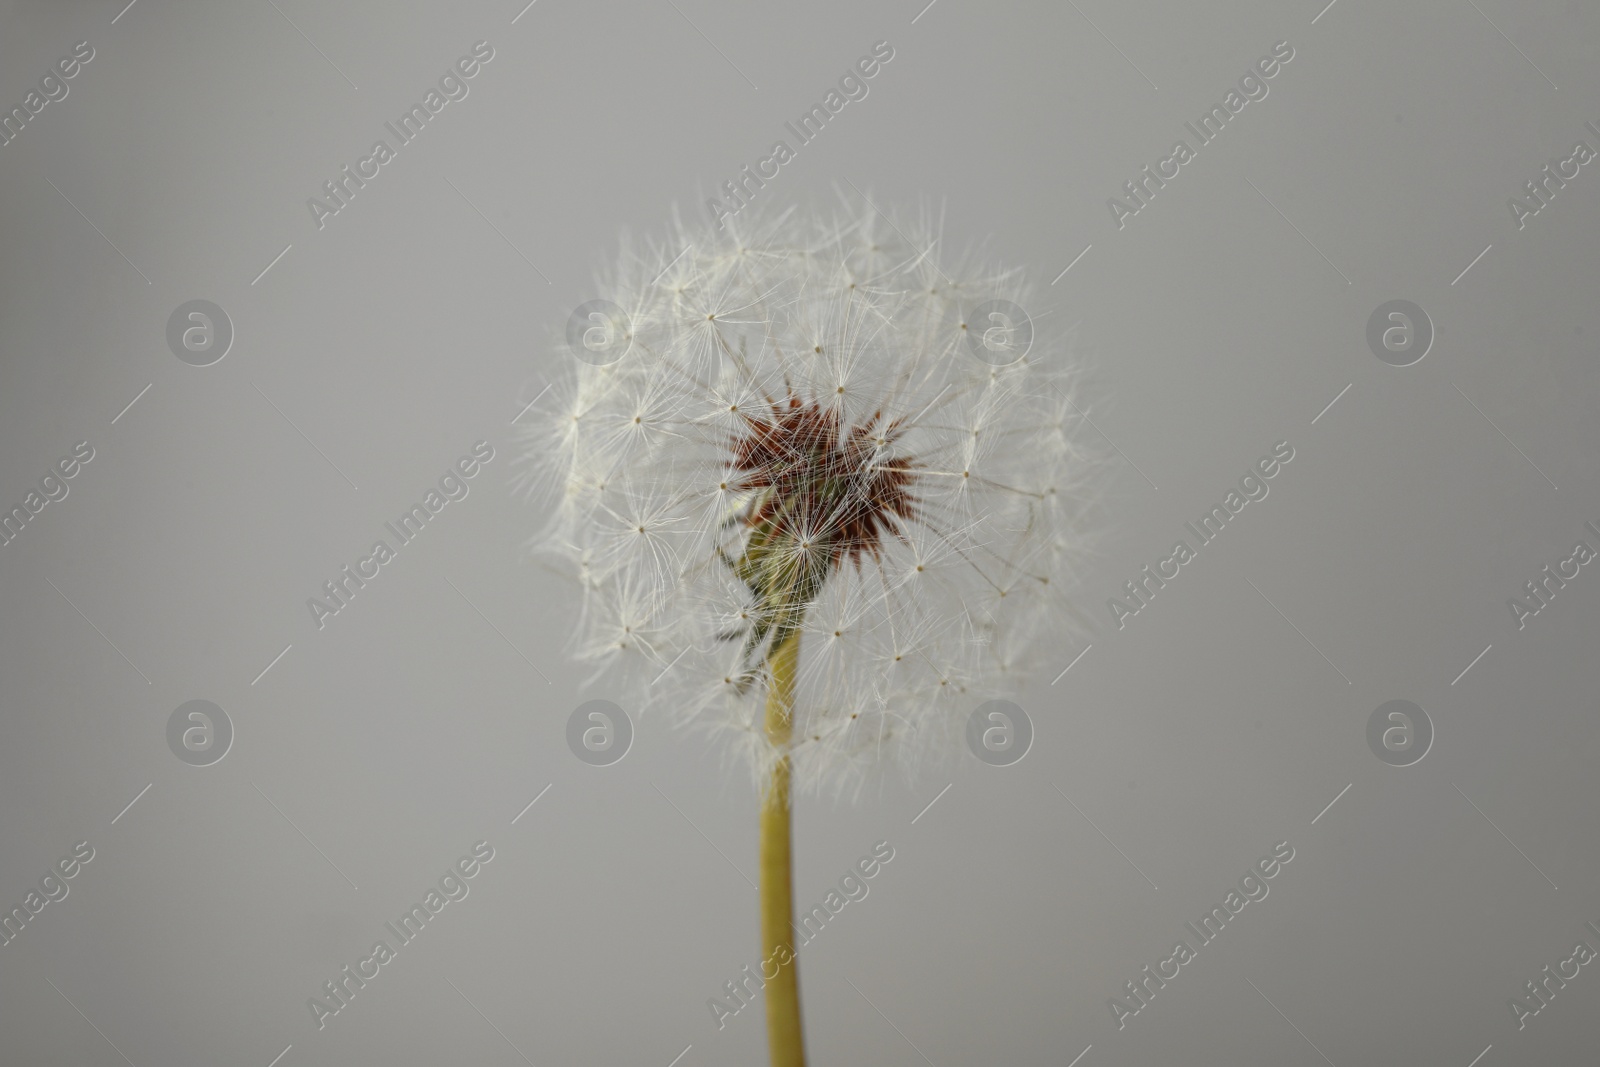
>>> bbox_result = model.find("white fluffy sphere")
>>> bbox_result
[519,205,1091,795]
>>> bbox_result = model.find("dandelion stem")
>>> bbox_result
[760,626,806,1067]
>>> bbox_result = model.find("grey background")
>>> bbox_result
[0,0,1597,1064]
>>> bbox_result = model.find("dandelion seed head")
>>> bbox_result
[519,205,1095,796]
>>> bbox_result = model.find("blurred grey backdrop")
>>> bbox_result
[2,0,1598,1064]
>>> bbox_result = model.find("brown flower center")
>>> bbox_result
[716,393,920,684]
[729,393,918,573]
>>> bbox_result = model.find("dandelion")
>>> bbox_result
[519,203,1090,1065]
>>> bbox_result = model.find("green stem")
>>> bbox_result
[760,628,806,1067]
